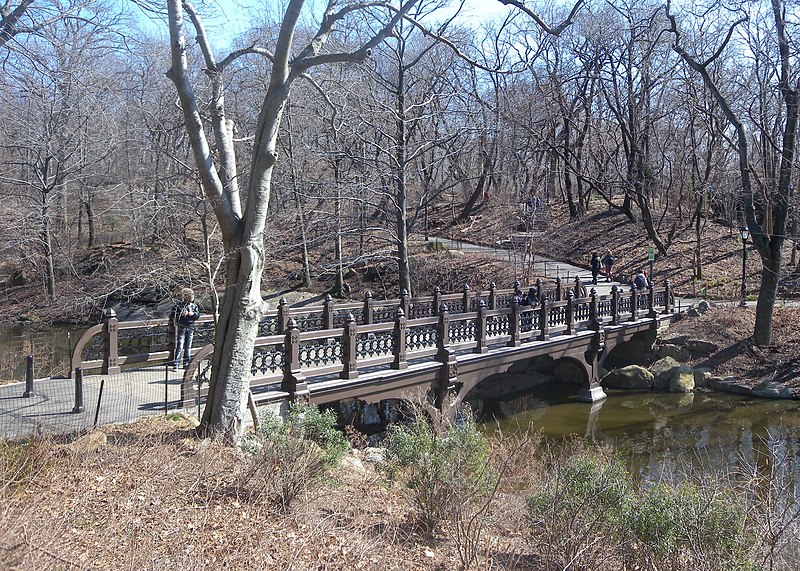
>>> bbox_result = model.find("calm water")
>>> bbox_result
[485,385,800,486]
[0,324,79,381]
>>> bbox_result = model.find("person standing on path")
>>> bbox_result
[590,252,602,285]
[602,250,615,282]
[173,288,201,370]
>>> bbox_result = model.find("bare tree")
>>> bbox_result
[666,0,798,346]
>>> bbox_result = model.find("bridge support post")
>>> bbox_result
[630,287,639,321]
[588,288,601,331]
[432,287,442,316]
[663,280,672,314]
[392,308,408,369]
[647,285,658,319]
[400,289,411,318]
[435,304,458,410]
[281,319,309,402]
[507,299,521,347]
[611,285,620,326]
[462,284,471,313]
[323,294,335,330]
[555,277,563,301]
[277,298,289,333]
[537,298,550,341]
[574,276,583,298]
[363,292,374,325]
[489,282,497,310]
[565,291,575,334]
[577,331,607,403]
[101,309,120,375]
[474,301,488,353]
[340,314,359,379]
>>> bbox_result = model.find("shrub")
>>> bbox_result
[0,439,51,496]
[526,446,631,570]
[238,403,348,512]
[382,409,496,536]
[624,481,754,570]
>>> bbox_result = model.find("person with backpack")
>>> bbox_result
[590,252,602,285]
[602,250,615,282]
[633,269,648,290]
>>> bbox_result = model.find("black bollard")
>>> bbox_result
[72,367,86,413]
[23,355,35,398]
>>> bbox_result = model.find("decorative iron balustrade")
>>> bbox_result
[252,344,285,375]
[356,331,394,360]
[299,338,344,369]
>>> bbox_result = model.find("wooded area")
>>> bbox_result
[2,0,798,440]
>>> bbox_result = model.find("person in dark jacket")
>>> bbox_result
[590,253,602,285]
[602,250,615,282]
[173,288,201,370]
[633,269,648,291]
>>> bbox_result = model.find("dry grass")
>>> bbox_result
[0,416,531,570]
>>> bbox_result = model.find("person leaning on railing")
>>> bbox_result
[172,288,201,371]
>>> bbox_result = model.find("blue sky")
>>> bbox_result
[135,0,515,46]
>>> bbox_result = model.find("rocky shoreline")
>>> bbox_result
[603,300,800,401]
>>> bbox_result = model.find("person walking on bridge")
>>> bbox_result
[602,250,615,282]
[590,252,602,285]
[173,288,201,371]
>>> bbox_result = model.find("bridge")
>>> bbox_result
[67,277,675,421]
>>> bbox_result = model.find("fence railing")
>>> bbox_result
[70,278,602,376]
[182,282,674,409]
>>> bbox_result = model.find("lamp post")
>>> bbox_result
[740,227,750,307]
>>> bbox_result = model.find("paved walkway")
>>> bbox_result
[0,367,188,441]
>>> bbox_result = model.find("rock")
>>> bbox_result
[693,368,711,388]
[697,300,712,312]
[363,447,385,463]
[706,376,752,396]
[359,403,382,426]
[341,454,367,473]
[660,334,689,346]
[58,431,108,455]
[684,338,719,355]
[650,357,681,390]
[337,398,359,425]
[670,370,695,393]
[752,381,794,399]
[656,344,692,362]
[686,307,702,317]
[601,365,654,390]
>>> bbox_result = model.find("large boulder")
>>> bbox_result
[670,370,695,393]
[601,365,654,390]
[752,381,796,399]
[657,344,692,362]
[650,357,681,390]
[685,338,719,355]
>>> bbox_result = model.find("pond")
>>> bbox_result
[0,324,81,382]
[484,384,800,487]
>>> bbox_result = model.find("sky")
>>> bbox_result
[134,0,517,47]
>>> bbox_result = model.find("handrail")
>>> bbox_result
[180,282,673,408]
[74,280,673,381]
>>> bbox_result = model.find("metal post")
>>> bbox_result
[94,379,105,428]
[23,355,35,397]
[740,238,748,307]
[474,300,488,353]
[322,294,335,329]
[72,367,86,413]
[164,364,170,415]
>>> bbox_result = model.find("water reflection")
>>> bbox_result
[482,385,800,486]
[0,324,79,382]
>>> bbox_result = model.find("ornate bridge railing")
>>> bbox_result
[70,277,596,376]
[182,282,674,408]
